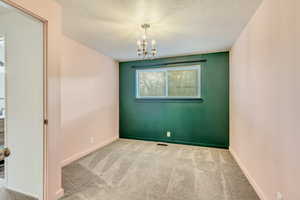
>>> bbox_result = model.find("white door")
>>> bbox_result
[0,2,45,200]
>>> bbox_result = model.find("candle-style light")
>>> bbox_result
[137,24,157,59]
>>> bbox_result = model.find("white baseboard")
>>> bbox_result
[61,136,119,167]
[55,188,64,199]
[229,147,267,200]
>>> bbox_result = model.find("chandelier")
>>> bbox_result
[137,24,157,59]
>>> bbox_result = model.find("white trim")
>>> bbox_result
[136,65,201,99]
[0,35,7,190]
[61,136,119,167]
[229,147,267,200]
[55,188,64,199]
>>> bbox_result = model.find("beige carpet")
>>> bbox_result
[61,139,259,200]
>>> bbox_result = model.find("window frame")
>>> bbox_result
[135,65,201,99]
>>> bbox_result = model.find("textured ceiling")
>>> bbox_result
[57,0,262,61]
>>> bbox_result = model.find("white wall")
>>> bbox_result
[61,36,119,166]
[230,0,300,199]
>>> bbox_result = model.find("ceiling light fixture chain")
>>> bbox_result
[137,23,157,59]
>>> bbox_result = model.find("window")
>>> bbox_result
[136,65,201,99]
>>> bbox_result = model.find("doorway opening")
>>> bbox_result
[0,0,47,199]
[0,36,4,182]
[0,35,5,183]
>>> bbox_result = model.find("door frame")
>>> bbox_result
[0,36,5,187]
[0,0,48,199]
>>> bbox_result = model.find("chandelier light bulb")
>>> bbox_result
[152,40,156,46]
[136,23,158,59]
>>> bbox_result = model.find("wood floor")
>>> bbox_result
[60,139,259,200]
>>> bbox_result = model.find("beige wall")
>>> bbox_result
[7,0,63,199]
[230,0,300,199]
[61,36,119,166]
[2,1,119,199]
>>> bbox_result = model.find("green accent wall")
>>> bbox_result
[119,52,229,148]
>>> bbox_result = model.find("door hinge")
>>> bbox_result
[44,119,48,125]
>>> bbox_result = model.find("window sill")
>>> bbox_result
[134,98,204,103]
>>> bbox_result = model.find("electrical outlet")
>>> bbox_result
[276,192,283,200]
[167,131,171,137]
[90,137,94,144]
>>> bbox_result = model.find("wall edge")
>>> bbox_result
[61,136,119,167]
[229,146,267,200]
